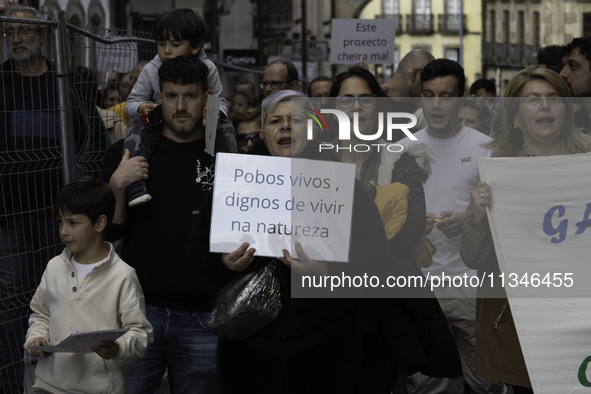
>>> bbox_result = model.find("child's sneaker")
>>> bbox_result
[127,180,152,207]
[141,105,163,127]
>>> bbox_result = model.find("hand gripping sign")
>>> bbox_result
[210,153,356,263]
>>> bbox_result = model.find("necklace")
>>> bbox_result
[523,144,535,157]
[523,143,571,157]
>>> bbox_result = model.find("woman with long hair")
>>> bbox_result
[329,67,462,392]
[458,97,496,135]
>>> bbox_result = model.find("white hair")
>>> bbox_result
[4,4,47,34]
[261,90,312,129]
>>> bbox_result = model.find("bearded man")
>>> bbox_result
[101,55,223,393]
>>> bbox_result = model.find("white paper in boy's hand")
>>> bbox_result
[205,95,222,156]
[25,328,129,353]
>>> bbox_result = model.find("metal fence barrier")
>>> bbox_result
[217,60,265,105]
[216,60,314,111]
[0,9,312,393]
[0,10,157,393]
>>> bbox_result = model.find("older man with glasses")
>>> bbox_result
[260,59,299,98]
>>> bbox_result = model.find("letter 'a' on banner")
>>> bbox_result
[477,153,591,393]
[210,153,356,262]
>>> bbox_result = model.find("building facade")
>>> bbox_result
[482,0,591,94]
[40,0,110,29]
[369,0,483,92]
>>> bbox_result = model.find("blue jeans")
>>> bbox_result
[126,305,218,394]
[0,212,61,392]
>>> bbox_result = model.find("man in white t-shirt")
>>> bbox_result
[398,59,507,394]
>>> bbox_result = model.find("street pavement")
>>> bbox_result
[23,358,514,394]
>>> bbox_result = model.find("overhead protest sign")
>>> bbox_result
[330,19,395,64]
[478,153,591,393]
[210,153,356,262]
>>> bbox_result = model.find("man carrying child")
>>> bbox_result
[102,55,224,393]
[123,8,235,206]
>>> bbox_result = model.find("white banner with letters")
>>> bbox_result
[210,153,356,262]
[478,153,591,393]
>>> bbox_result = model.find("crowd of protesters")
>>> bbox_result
[2,3,591,394]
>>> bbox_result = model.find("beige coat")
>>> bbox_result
[26,245,153,394]
[97,106,127,144]
[461,202,532,388]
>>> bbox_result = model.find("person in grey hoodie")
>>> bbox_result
[124,8,235,206]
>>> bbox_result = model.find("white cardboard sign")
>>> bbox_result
[210,153,356,262]
[478,153,591,393]
[330,19,395,64]
[204,95,222,156]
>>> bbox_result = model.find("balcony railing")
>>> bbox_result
[437,14,466,34]
[524,44,538,64]
[508,43,522,64]
[493,43,508,63]
[482,42,493,62]
[375,14,403,34]
[375,13,468,35]
[482,42,539,65]
[508,44,536,64]
[406,14,433,34]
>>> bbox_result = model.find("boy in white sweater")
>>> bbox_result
[26,177,153,394]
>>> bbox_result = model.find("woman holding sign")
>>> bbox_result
[188,89,392,394]
[461,68,591,393]
[329,66,462,391]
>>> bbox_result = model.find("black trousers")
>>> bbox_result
[512,385,534,394]
[216,309,361,394]
[355,334,398,394]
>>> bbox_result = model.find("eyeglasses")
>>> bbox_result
[237,131,260,147]
[4,26,37,37]
[260,81,290,90]
[336,94,377,109]
[519,96,563,107]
